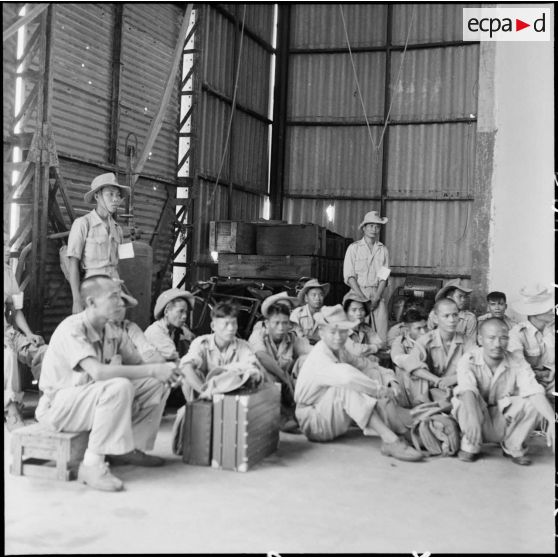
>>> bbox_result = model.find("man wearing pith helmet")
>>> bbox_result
[343,210,390,344]
[67,173,130,314]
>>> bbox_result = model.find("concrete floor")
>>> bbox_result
[4,409,555,555]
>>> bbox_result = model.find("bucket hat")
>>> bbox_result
[435,278,472,301]
[359,210,388,229]
[314,305,359,330]
[154,288,195,320]
[84,173,131,204]
[511,284,554,316]
[297,278,330,304]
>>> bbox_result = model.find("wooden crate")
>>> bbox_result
[256,224,326,256]
[218,254,328,280]
[10,423,89,481]
[182,399,213,466]
[212,383,280,472]
[209,221,257,254]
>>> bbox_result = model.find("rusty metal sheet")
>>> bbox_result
[291,4,387,49]
[284,126,383,197]
[288,52,385,121]
[389,45,479,121]
[387,123,476,197]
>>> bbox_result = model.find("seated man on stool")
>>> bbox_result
[4,229,47,430]
[452,318,554,465]
[294,305,423,462]
[179,301,263,400]
[35,275,180,492]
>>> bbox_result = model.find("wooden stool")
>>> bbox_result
[10,423,89,481]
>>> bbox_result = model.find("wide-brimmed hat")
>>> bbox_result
[261,291,299,318]
[511,284,554,316]
[84,173,131,204]
[297,278,330,304]
[435,278,472,301]
[154,288,195,320]
[314,305,359,330]
[359,210,388,229]
[342,290,370,306]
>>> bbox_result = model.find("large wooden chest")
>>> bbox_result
[212,383,280,472]
[218,254,326,280]
[209,221,257,254]
[256,223,326,256]
[182,399,213,466]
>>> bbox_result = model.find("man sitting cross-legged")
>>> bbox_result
[35,275,180,492]
[406,298,476,403]
[179,300,263,399]
[248,292,311,432]
[452,318,554,465]
[294,305,423,462]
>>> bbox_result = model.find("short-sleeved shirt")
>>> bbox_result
[477,313,516,330]
[121,319,161,363]
[508,320,555,371]
[407,329,476,378]
[387,322,405,348]
[67,209,123,278]
[427,309,477,342]
[290,304,321,343]
[453,346,544,407]
[144,319,195,361]
[180,334,260,386]
[38,311,142,397]
[343,238,389,289]
[4,264,19,334]
[349,323,384,352]
[248,324,310,375]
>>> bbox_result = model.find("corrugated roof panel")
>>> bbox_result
[231,112,268,193]
[237,35,271,116]
[244,3,274,42]
[392,3,475,45]
[386,199,472,274]
[390,45,479,120]
[288,52,385,121]
[202,7,235,97]
[291,4,387,49]
[198,93,231,182]
[387,122,476,197]
[284,126,383,197]
[51,4,114,163]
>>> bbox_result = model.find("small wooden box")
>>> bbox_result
[212,383,280,472]
[218,254,324,280]
[10,423,89,481]
[182,399,213,466]
[209,221,257,254]
[256,224,326,256]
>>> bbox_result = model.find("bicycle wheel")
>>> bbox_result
[189,295,213,336]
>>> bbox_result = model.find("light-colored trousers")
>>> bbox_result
[452,395,539,458]
[296,387,410,442]
[4,329,47,408]
[361,286,388,343]
[36,377,169,455]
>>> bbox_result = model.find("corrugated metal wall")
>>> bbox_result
[192,4,274,281]
[33,3,184,338]
[283,3,479,301]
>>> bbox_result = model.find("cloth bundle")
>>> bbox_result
[409,401,460,457]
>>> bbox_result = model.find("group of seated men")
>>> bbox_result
[4,263,555,492]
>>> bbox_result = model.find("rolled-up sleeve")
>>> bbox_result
[343,243,357,284]
[453,353,480,398]
[66,217,88,259]
[180,336,206,371]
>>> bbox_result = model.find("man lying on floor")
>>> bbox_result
[35,275,180,492]
[453,318,554,465]
[294,305,423,462]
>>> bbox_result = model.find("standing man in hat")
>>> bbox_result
[427,278,477,343]
[343,210,391,344]
[294,305,422,461]
[67,173,130,314]
[144,288,196,362]
[508,284,555,397]
[290,278,330,345]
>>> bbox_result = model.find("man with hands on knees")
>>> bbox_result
[452,318,554,465]
[35,275,180,492]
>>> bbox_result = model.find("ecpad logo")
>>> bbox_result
[463,8,552,41]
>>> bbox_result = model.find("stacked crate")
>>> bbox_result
[210,221,352,304]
